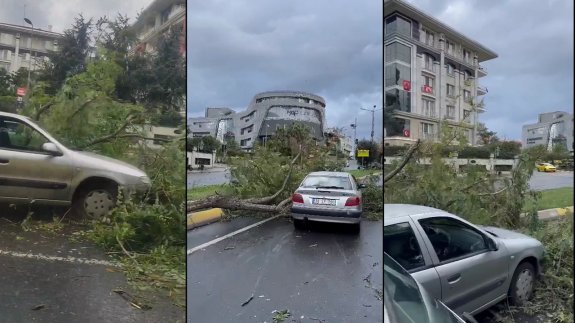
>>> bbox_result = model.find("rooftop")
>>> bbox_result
[384,0,498,62]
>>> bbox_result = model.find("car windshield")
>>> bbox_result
[301,175,352,190]
[384,253,463,323]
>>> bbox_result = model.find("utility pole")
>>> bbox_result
[350,118,357,159]
[360,105,382,144]
[24,18,33,91]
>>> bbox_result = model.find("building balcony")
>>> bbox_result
[477,65,488,77]
[477,85,488,96]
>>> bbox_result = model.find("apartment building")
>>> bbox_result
[384,0,497,146]
[132,0,185,57]
[131,0,186,148]
[522,111,574,152]
[0,22,62,73]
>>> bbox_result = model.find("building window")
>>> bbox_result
[240,125,254,135]
[385,42,411,64]
[446,41,455,56]
[423,75,434,94]
[385,63,411,86]
[446,63,455,76]
[385,15,411,37]
[447,84,455,97]
[240,138,252,147]
[385,118,410,137]
[421,123,435,139]
[463,90,471,102]
[422,29,434,46]
[423,54,435,72]
[422,99,436,118]
[463,49,471,63]
[446,105,455,119]
[464,70,473,81]
[385,89,411,113]
[463,109,471,121]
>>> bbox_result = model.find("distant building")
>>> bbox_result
[0,22,63,73]
[189,91,327,151]
[384,0,497,146]
[132,0,185,57]
[131,0,186,148]
[522,111,574,152]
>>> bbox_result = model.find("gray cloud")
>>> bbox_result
[1,0,150,34]
[406,0,574,140]
[188,0,383,141]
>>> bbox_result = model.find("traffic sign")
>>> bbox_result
[17,87,26,97]
[357,149,369,157]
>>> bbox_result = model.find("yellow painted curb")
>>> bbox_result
[556,206,574,216]
[188,208,224,229]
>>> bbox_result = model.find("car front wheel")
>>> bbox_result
[508,262,535,306]
[72,184,118,219]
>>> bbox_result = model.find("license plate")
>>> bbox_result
[312,198,336,206]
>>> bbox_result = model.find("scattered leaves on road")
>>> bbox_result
[31,304,45,311]
[272,309,291,322]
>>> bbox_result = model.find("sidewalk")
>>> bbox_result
[188,164,229,174]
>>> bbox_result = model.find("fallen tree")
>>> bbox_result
[187,151,300,214]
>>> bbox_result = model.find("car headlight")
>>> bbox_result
[140,176,151,185]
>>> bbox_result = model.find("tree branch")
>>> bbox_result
[244,151,301,204]
[79,133,172,149]
[384,140,421,184]
[34,101,54,121]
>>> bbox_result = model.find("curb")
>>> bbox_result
[522,206,574,221]
[188,208,224,230]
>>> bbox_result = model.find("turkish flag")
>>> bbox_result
[403,129,410,137]
[403,80,411,91]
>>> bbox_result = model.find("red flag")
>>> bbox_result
[403,80,411,91]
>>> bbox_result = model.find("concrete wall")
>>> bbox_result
[383,155,519,173]
[187,149,216,168]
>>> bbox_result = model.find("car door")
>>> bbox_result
[0,116,74,202]
[384,216,442,302]
[412,214,509,316]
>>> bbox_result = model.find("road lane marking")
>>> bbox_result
[188,214,283,255]
[0,249,121,267]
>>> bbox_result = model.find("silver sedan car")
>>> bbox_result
[384,204,544,317]
[0,112,151,218]
[291,171,366,231]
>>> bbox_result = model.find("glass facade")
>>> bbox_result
[384,63,411,87]
[385,15,411,37]
[385,89,411,113]
[385,42,411,64]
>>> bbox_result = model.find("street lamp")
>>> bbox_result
[360,105,383,144]
[24,18,34,91]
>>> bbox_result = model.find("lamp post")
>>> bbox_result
[350,118,357,159]
[24,18,33,91]
[360,105,383,144]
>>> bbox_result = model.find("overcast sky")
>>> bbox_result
[188,0,383,141]
[405,0,574,140]
[0,0,150,34]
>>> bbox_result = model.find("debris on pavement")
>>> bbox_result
[113,289,152,310]
[241,294,254,307]
[31,304,46,311]
[224,246,235,250]
[309,244,317,248]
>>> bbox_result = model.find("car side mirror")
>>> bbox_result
[42,142,63,156]
[487,237,499,251]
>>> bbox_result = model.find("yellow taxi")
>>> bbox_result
[536,162,556,172]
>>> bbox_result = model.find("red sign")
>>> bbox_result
[16,87,26,97]
[422,85,432,94]
[402,80,411,91]
[403,129,410,137]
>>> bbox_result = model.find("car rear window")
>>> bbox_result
[301,175,352,190]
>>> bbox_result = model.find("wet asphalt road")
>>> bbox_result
[0,209,184,323]
[529,171,573,190]
[188,169,230,187]
[188,217,383,322]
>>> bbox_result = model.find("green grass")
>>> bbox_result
[187,184,226,201]
[348,169,382,178]
[524,187,574,211]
